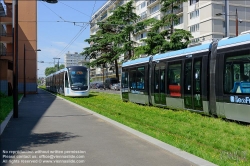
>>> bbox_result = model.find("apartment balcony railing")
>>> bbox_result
[90,0,116,23]
[173,7,183,14]
[0,33,12,37]
[136,14,148,23]
[0,52,12,56]
[100,12,108,20]
[148,0,157,6]
[0,32,13,43]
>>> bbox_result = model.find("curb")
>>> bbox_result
[43,89,217,166]
[0,95,23,135]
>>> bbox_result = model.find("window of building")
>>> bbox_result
[174,16,183,26]
[137,2,146,10]
[190,0,199,6]
[141,2,146,8]
[151,4,160,14]
[190,24,199,32]
[190,9,199,19]
[140,11,147,20]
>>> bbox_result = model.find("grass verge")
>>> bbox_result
[45,89,250,166]
[0,93,22,123]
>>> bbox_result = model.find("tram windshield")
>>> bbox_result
[69,69,88,87]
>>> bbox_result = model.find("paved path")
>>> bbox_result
[1,89,216,166]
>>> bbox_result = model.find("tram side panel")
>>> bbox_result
[122,64,150,105]
[150,51,211,114]
[216,43,250,123]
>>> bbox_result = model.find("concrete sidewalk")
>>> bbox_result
[0,89,217,166]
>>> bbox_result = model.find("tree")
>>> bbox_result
[44,64,65,76]
[45,67,56,76]
[160,0,188,35]
[82,1,139,80]
[134,0,192,57]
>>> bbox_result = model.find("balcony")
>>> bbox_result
[0,33,12,43]
[0,52,12,56]
[4,0,13,4]
[0,16,12,25]
[173,7,183,15]
[0,52,13,62]
[147,0,159,8]
[136,14,148,23]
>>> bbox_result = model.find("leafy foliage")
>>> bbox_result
[134,0,192,57]
[83,0,193,69]
[45,64,65,76]
[82,1,139,80]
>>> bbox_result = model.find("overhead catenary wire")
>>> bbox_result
[54,0,97,58]
[40,1,66,21]
[55,24,89,58]
[59,1,91,18]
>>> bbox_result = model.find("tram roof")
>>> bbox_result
[122,56,151,67]
[122,33,250,67]
[153,43,211,61]
[217,33,250,49]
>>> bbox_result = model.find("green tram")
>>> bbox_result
[121,33,250,123]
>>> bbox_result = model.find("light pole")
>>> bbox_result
[23,44,41,97]
[216,8,242,37]
[13,0,18,118]
[13,0,57,118]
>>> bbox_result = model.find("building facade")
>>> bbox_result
[0,0,38,95]
[89,0,250,81]
[64,51,89,67]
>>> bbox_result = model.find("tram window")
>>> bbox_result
[122,71,128,88]
[224,53,250,94]
[128,67,145,90]
[137,67,145,90]
[129,69,136,90]
[65,72,69,88]
[167,62,182,97]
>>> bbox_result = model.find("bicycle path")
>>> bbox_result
[1,89,217,166]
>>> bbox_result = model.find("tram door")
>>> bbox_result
[184,58,203,110]
[154,64,166,105]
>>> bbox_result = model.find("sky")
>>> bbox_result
[37,0,107,77]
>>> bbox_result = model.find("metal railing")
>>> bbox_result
[0,52,12,56]
[0,33,12,37]
[148,0,158,6]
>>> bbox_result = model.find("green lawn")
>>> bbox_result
[42,88,250,166]
[0,93,22,123]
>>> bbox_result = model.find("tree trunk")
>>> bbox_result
[115,59,119,81]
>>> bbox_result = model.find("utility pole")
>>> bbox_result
[13,0,18,118]
[225,0,229,37]
[53,57,60,71]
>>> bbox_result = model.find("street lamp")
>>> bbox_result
[216,8,242,37]
[42,0,58,3]
[13,0,57,118]
[23,44,41,97]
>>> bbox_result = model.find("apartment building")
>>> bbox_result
[64,51,89,67]
[89,0,250,81]
[0,0,38,95]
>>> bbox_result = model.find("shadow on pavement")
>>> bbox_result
[0,89,80,165]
